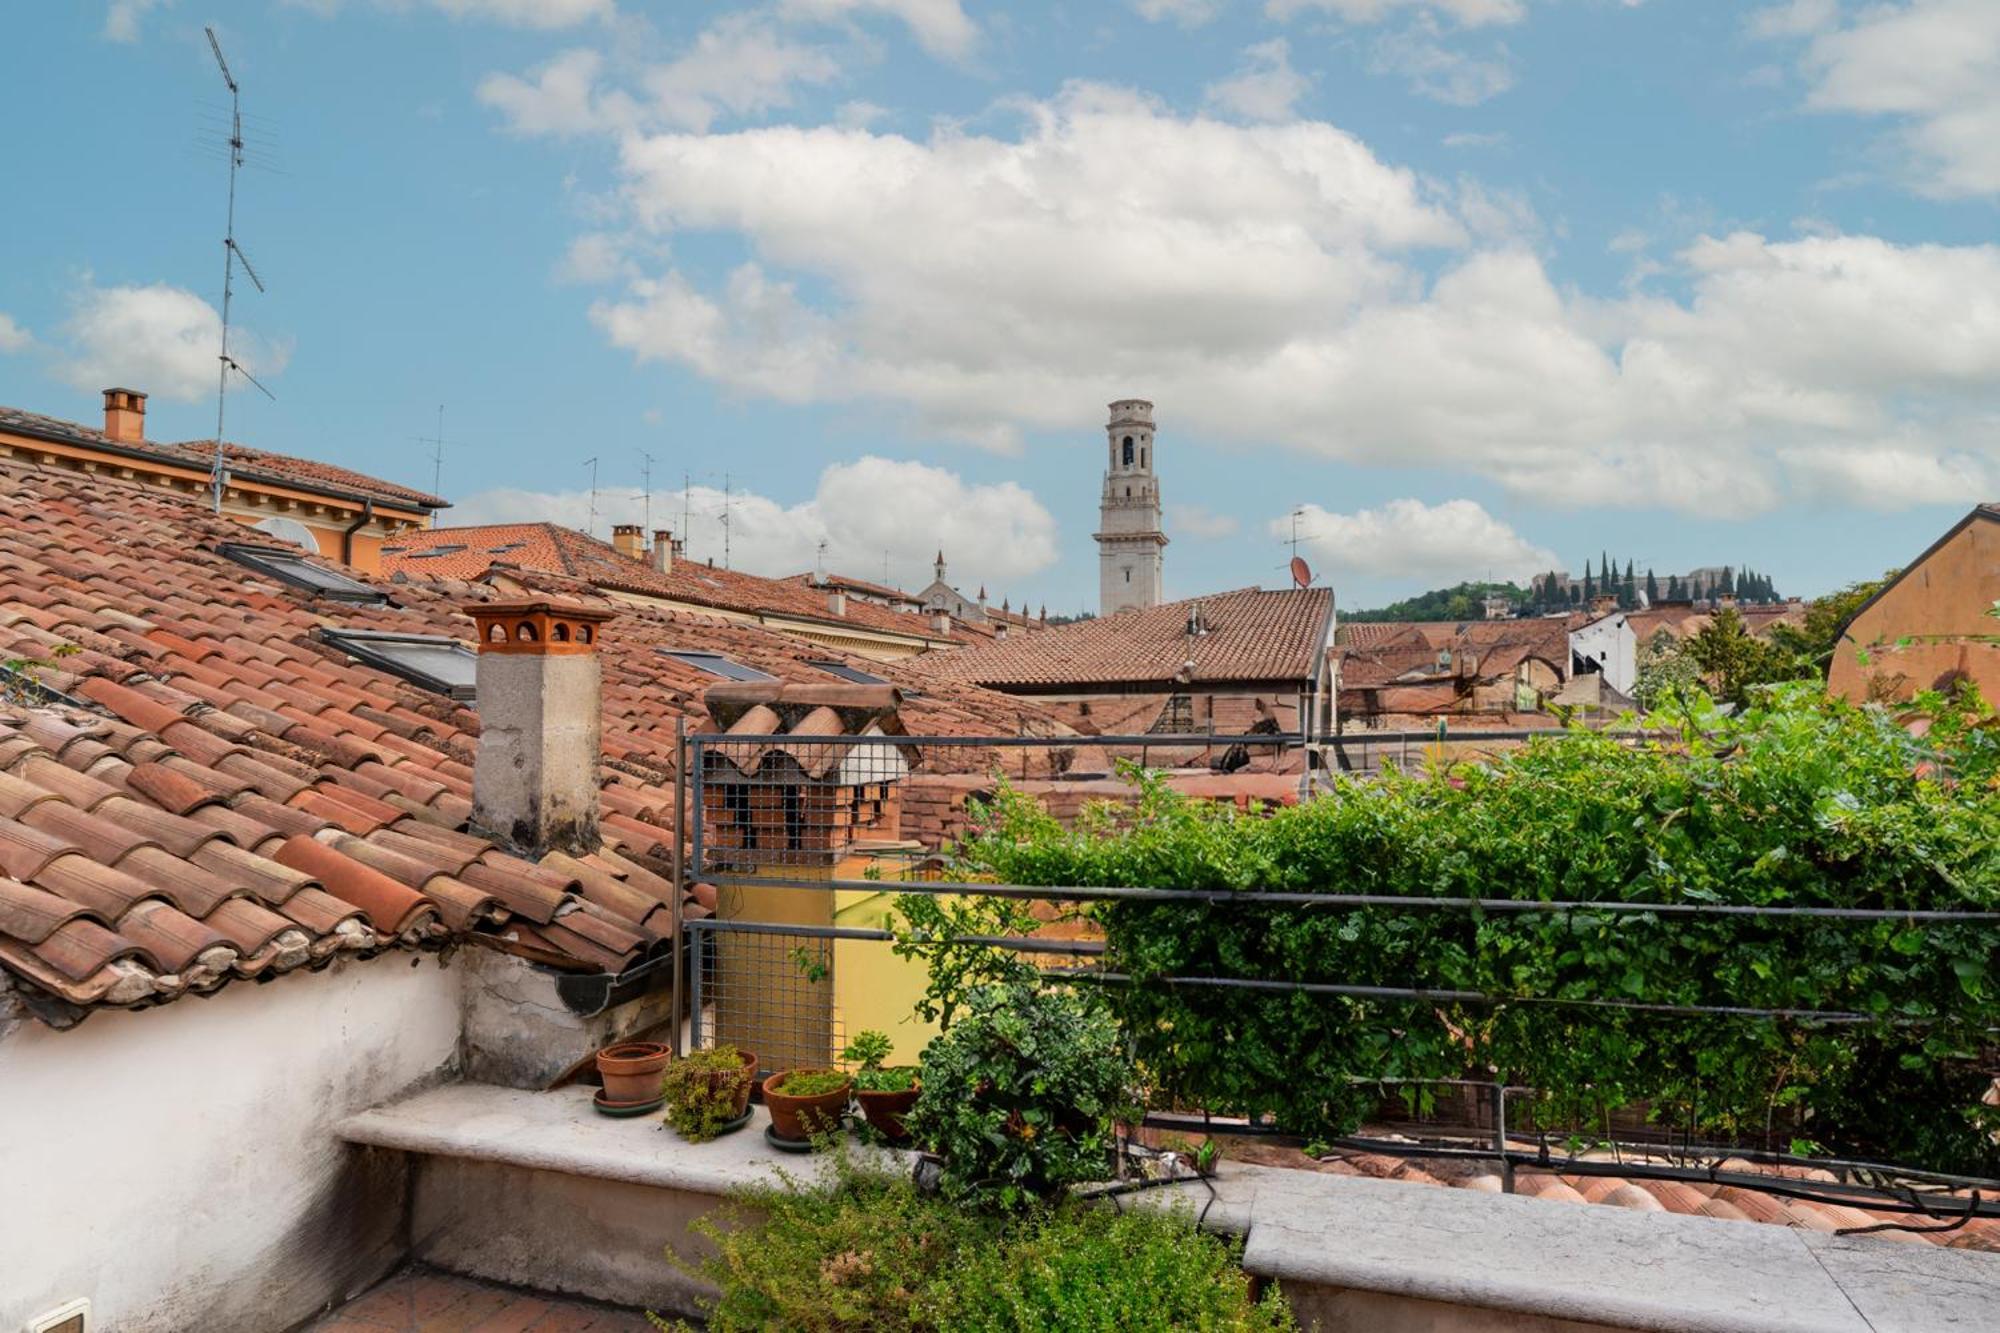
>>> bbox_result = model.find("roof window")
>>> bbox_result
[661,648,778,683]
[321,628,478,700]
[219,542,386,604]
[807,659,889,685]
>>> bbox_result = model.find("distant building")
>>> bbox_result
[1095,399,1167,615]
[1829,503,2000,705]
[0,388,445,571]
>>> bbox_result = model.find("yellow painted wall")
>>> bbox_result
[1830,515,2000,704]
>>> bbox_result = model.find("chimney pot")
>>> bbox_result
[651,529,674,574]
[102,387,147,444]
[931,611,951,635]
[827,588,847,618]
[611,524,644,560]
[465,600,614,858]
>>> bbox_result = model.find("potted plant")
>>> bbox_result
[762,1068,854,1144]
[842,1030,921,1143]
[662,1045,758,1142]
[595,1040,670,1105]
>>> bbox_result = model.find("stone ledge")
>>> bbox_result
[341,1083,2000,1333]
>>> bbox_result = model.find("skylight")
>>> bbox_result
[660,649,777,683]
[322,628,478,700]
[807,659,889,685]
[220,543,386,604]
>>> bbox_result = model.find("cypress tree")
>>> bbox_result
[1645,569,1659,605]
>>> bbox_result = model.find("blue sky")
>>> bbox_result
[1,0,1995,612]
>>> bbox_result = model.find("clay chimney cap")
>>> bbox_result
[464,599,615,655]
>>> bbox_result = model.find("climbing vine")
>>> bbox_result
[944,685,2000,1174]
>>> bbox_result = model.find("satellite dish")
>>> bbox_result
[252,515,320,552]
[1290,555,1312,589]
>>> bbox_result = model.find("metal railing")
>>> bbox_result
[669,725,2000,1227]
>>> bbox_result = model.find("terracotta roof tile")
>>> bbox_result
[913,587,1334,689]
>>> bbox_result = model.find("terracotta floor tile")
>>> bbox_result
[462,1296,554,1333]
[307,1272,647,1333]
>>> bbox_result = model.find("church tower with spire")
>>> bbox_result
[1095,398,1167,615]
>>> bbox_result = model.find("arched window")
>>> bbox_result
[1121,436,1134,466]
[1141,447,1147,468]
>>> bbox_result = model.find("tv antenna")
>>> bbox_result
[720,472,732,569]
[582,456,599,536]
[638,450,656,535]
[414,404,445,497]
[204,26,272,514]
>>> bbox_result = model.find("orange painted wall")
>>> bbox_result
[1829,514,2000,704]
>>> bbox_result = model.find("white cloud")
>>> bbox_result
[1135,0,1228,26]
[479,17,841,137]
[1765,0,2000,197]
[1205,39,1311,122]
[1369,24,1516,105]
[1442,130,1508,149]
[452,456,1056,589]
[429,0,612,24]
[1747,0,1838,40]
[103,0,167,42]
[1170,503,1242,539]
[1779,444,1991,509]
[293,0,612,26]
[1267,0,1526,27]
[0,314,31,354]
[555,82,2000,518]
[53,281,288,405]
[554,232,638,285]
[778,0,977,59]
[1282,498,1554,582]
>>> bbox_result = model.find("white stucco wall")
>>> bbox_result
[1568,615,1635,696]
[0,956,463,1333]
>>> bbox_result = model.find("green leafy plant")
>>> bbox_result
[661,1045,752,1143]
[948,688,2000,1175]
[842,1029,919,1093]
[771,1069,853,1098]
[650,1154,1293,1332]
[904,980,1140,1210]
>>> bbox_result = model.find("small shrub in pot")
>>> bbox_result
[763,1068,854,1142]
[841,1030,921,1142]
[662,1045,757,1142]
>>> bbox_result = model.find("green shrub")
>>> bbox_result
[661,1045,752,1143]
[949,687,2000,1173]
[772,1069,853,1098]
[905,981,1140,1209]
[843,1029,919,1093]
[654,1158,1293,1332]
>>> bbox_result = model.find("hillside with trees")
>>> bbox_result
[1345,581,1527,623]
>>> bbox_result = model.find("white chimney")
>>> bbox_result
[931,611,951,635]
[652,529,674,575]
[827,588,847,617]
[466,600,613,857]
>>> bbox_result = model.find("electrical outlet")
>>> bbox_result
[25,1299,88,1333]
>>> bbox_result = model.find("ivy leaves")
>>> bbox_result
[953,687,2000,1174]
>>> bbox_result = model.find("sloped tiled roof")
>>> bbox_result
[384,523,953,644]
[0,459,1056,1023]
[0,405,447,511]
[913,588,1334,689]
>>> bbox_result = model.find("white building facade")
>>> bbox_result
[1095,398,1168,615]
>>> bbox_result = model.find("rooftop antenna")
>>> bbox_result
[638,450,656,535]
[882,548,891,589]
[721,472,732,569]
[681,471,691,551]
[582,456,599,536]
[414,404,445,497]
[815,539,828,583]
[204,26,272,513]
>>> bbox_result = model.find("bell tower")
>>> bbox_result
[1094,398,1167,615]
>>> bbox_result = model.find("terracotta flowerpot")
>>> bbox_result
[854,1080,921,1143]
[596,1042,670,1104]
[763,1070,853,1141]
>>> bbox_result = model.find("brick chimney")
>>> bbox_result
[611,524,644,560]
[465,600,614,857]
[652,528,674,575]
[103,388,147,444]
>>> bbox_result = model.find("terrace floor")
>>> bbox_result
[304,1267,653,1332]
